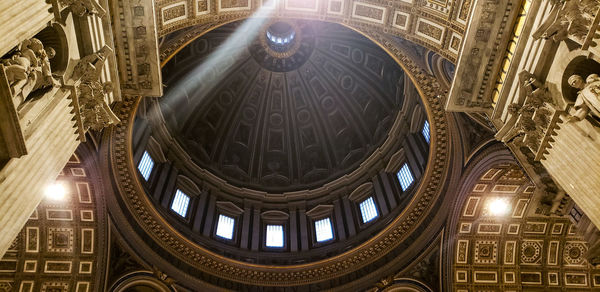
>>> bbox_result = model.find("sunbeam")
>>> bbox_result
[157,1,277,118]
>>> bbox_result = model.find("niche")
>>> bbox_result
[561,56,600,103]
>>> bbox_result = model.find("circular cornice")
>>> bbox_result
[111,272,174,292]
[107,23,448,287]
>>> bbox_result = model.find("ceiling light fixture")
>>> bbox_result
[487,197,510,216]
[45,182,67,201]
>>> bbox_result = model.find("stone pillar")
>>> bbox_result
[0,0,53,56]
[542,115,600,228]
[0,90,79,257]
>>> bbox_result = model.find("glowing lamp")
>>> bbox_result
[45,182,67,201]
[487,198,510,216]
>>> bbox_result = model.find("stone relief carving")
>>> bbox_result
[567,73,600,121]
[152,266,176,286]
[71,45,120,131]
[533,0,599,43]
[0,38,60,108]
[59,0,106,17]
[496,71,562,160]
[496,72,550,144]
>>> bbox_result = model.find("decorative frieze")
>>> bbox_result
[446,0,521,112]
[110,0,162,97]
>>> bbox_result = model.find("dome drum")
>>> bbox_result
[121,18,439,286]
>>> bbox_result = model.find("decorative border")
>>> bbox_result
[155,0,466,66]
[158,14,460,64]
[161,2,188,25]
[351,2,387,24]
[218,0,252,12]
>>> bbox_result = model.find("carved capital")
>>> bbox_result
[70,45,120,135]
[496,71,563,161]
[58,0,106,17]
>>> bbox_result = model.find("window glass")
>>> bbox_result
[315,218,334,242]
[422,120,430,143]
[137,151,154,181]
[397,163,414,191]
[171,189,190,217]
[359,197,378,223]
[216,214,235,240]
[266,224,284,247]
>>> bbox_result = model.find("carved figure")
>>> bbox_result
[568,74,600,121]
[59,0,106,17]
[520,71,550,105]
[73,45,111,83]
[496,71,550,144]
[1,38,59,106]
[533,0,599,42]
[78,81,120,131]
[152,266,176,286]
[73,45,120,131]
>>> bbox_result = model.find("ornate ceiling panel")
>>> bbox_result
[0,150,108,292]
[160,20,406,192]
[153,0,475,63]
[451,164,600,290]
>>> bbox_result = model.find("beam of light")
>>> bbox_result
[487,197,510,216]
[157,1,276,117]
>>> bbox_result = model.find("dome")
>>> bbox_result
[131,18,430,267]
[159,20,407,193]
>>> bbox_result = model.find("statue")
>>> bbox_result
[73,45,111,83]
[73,45,120,131]
[78,81,120,131]
[520,71,550,105]
[532,0,598,42]
[567,74,600,121]
[59,0,106,17]
[496,71,550,144]
[1,38,60,107]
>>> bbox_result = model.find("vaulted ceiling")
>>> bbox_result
[159,20,408,192]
